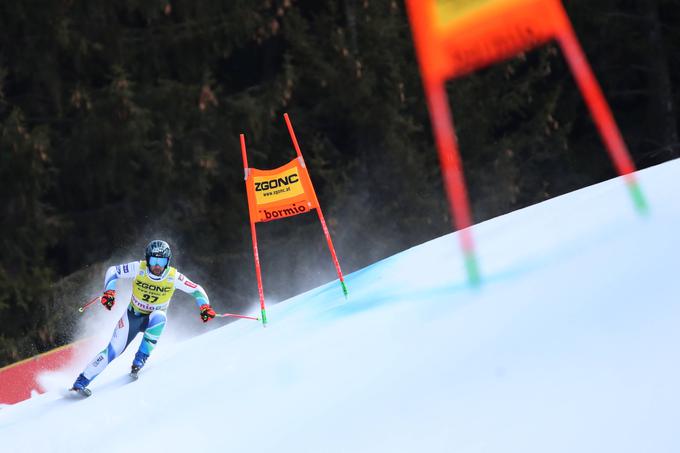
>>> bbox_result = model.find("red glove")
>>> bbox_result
[101,289,115,310]
[200,303,216,322]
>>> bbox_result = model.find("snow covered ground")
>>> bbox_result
[1,159,679,453]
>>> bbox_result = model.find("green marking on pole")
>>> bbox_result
[261,309,268,327]
[627,180,649,215]
[464,251,481,287]
[341,281,348,299]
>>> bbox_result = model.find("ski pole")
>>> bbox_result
[78,296,99,313]
[215,312,260,321]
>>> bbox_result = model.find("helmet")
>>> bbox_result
[145,240,172,271]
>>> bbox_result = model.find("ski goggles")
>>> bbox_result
[148,256,169,268]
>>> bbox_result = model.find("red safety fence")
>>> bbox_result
[0,341,86,405]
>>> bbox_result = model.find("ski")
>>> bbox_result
[69,387,92,398]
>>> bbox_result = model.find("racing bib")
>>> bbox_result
[131,261,177,313]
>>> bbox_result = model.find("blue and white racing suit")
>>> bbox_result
[80,261,209,381]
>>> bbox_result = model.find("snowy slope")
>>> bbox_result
[1,159,679,453]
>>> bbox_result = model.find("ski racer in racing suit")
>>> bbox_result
[70,240,215,394]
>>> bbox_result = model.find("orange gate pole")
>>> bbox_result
[240,134,268,326]
[555,7,648,213]
[284,113,349,298]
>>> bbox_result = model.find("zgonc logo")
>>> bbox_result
[254,173,299,192]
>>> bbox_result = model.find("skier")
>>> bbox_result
[70,239,216,396]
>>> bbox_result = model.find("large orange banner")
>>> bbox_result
[412,0,568,81]
[245,157,318,223]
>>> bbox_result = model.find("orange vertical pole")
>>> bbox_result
[284,113,349,298]
[424,80,481,285]
[406,0,481,285]
[240,134,268,325]
[555,8,648,213]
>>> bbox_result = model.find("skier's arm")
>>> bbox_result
[174,273,210,308]
[175,273,215,322]
[100,262,139,310]
[103,262,140,291]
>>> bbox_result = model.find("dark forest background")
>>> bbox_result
[1,0,678,367]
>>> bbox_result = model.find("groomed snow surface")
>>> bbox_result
[2,160,679,453]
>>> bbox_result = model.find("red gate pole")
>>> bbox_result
[556,9,648,214]
[424,80,481,286]
[405,0,481,286]
[240,134,268,326]
[284,113,349,298]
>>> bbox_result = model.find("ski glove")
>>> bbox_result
[200,303,216,322]
[101,289,116,310]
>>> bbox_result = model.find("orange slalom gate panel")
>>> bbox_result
[245,157,319,223]
[411,0,569,81]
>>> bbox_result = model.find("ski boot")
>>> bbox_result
[130,351,149,379]
[70,373,92,397]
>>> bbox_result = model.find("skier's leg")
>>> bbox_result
[78,308,145,382]
[132,310,166,369]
